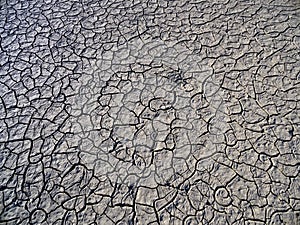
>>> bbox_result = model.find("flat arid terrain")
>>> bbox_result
[0,0,299,224]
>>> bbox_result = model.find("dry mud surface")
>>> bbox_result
[0,0,300,224]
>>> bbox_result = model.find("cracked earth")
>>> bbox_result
[0,0,300,224]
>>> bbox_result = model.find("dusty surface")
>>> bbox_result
[0,0,300,224]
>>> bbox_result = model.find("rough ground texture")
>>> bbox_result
[0,0,300,224]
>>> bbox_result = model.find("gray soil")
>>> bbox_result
[0,0,299,224]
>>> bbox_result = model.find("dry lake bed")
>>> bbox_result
[0,0,299,224]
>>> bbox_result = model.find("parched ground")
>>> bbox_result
[0,0,299,224]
